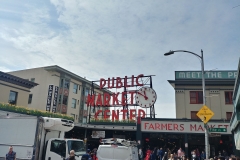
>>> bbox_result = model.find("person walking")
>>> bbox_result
[6,146,16,160]
[66,150,76,160]
[81,149,92,160]
[139,147,144,160]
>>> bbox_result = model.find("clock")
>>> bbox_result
[135,86,157,108]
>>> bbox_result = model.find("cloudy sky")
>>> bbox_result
[0,0,240,118]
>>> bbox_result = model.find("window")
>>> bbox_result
[72,99,76,108]
[8,91,18,105]
[225,91,233,104]
[83,117,87,124]
[191,111,199,119]
[50,140,66,157]
[30,78,35,82]
[226,112,232,120]
[64,80,70,89]
[63,96,68,105]
[190,91,203,104]
[28,94,33,104]
[73,84,78,94]
[58,95,62,104]
[85,88,89,96]
[76,115,78,121]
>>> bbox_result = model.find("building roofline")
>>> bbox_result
[44,65,112,94]
[168,79,235,87]
[0,71,38,89]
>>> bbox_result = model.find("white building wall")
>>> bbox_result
[175,85,234,120]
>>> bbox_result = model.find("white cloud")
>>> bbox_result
[0,0,240,118]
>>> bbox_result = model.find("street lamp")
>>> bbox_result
[164,49,209,159]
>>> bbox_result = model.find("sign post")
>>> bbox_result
[197,105,214,159]
[196,105,214,124]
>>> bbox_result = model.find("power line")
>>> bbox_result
[232,4,240,9]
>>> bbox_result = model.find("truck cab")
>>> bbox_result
[45,138,85,160]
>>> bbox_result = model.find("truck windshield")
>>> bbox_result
[67,140,85,156]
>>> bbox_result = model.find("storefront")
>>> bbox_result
[139,118,233,158]
[66,118,233,158]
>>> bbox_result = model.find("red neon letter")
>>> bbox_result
[112,92,119,105]
[108,77,115,89]
[124,76,131,88]
[121,92,127,106]
[129,91,135,105]
[95,110,102,119]
[121,110,128,120]
[136,74,144,86]
[112,110,119,121]
[87,94,95,106]
[138,109,146,118]
[116,77,123,88]
[95,94,102,106]
[103,93,111,107]
[130,109,136,120]
[104,110,110,119]
[100,78,106,89]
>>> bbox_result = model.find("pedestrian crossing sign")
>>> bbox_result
[196,105,214,124]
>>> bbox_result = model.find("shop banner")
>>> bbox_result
[141,120,231,134]
[92,131,105,138]
[52,86,59,113]
[46,85,54,112]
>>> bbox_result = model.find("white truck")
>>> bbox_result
[97,138,139,160]
[0,110,85,160]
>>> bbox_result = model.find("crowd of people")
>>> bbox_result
[139,146,237,160]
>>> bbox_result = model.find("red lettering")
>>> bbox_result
[100,78,106,89]
[161,124,167,130]
[136,74,144,86]
[107,78,115,88]
[144,123,149,129]
[103,93,111,106]
[87,94,95,106]
[224,125,228,128]
[209,125,215,129]
[197,125,204,131]
[95,94,102,106]
[130,109,136,120]
[173,124,178,131]
[218,125,223,128]
[168,124,172,130]
[124,76,131,87]
[94,110,102,119]
[112,110,119,121]
[104,110,110,119]
[190,124,196,131]
[129,91,135,105]
[121,92,127,106]
[149,123,154,130]
[155,123,160,130]
[112,92,119,105]
[131,75,134,87]
[116,77,123,88]
[121,110,128,120]
[138,109,146,118]
[180,124,184,131]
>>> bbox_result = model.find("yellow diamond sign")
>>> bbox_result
[196,105,214,124]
